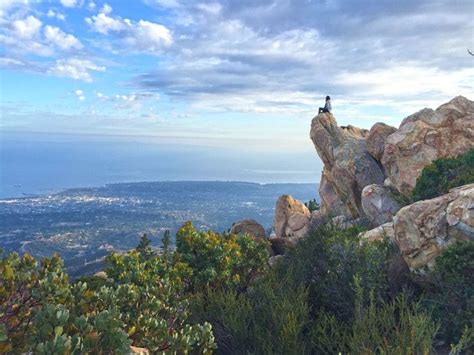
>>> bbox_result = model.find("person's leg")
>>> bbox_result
[323,108,329,113]
[318,107,323,113]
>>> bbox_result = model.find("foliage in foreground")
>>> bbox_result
[421,240,474,346]
[412,148,474,201]
[1,221,473,354]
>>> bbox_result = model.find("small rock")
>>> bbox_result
[230,219,266,239]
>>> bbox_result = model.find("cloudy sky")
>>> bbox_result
[0,0,473,148]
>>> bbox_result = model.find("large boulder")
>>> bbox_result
[361,184,402,227]
[310,113,385,219]
[360,184,473,270]
[230,219,265,239]
[382,96,474,196]
[367,122,397,162]
[274,195,310,239]
[393,184,473,270]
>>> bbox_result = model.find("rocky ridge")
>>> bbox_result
[271,96,474,270]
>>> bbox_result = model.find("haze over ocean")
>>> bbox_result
[0,131,321,198]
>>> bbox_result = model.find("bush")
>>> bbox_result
[0,243,216,353]
[310,283,438,354]
[190,222,416,354]
[274,223,394,320]
[412,149,474,201]
[176,222,269,292]
[421,241,474,346]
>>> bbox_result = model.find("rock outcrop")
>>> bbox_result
[230,219,266,239]
[361,184,474,270]
[271,195,310,255]
[274,195,311,239]
[361,184,401,227]
[381,96,474,196]
[310,113,385,219]
[367,123,397,162]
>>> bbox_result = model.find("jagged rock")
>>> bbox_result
[382,96,474,196]
[310,112,385,219]
[393,184,474,270]
[274,195,310,239]
[359,222,395,243]
[367,123,397,162]
[230,219,265,239]
[361,184,401,226]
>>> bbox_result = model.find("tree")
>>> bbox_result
[136,233,154,259]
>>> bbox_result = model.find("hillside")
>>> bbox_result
[1,97,473,354]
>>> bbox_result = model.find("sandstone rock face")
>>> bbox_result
[382,96,474,196]
[393,184,473,270]
[274,195,310,239]
[367,123,397,161]
[230,219,266,239]
[310,113,385,219]
[361,184,401,227]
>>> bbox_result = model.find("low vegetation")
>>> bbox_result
[1,221,473,353]
[412,149,474,201]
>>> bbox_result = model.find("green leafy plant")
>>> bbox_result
[176,222,269,292]
[421,241,474,345]
[412,149,474,201]
[305,198,320,212]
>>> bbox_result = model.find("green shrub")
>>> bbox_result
[274,223,394,320]
[1,240,216,353]
[310,278,438,354]
[422,241,474,345]
[176,221,269,292]
[305,198,320,212]
[412,149,474,201]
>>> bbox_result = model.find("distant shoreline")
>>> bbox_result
[0,180,319,200]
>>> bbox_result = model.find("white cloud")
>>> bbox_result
[74,89,85,100]
[126,20,172,51]
[48,58,106,81]
[85,9,127,34]
[44,25,83,50]
[88,2,96,10]
[197,3,222,15]
[336,65,474,100]
[12,15,42,39]
[47,10,66,21]
[101,3,112,14]
[0,0,28,15]
[86,5,172,53]
[145,0,180,9]
[60,0,79,8]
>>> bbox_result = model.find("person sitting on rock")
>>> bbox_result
[318,96,332,114]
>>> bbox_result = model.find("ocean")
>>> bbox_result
[0,131,322,198]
